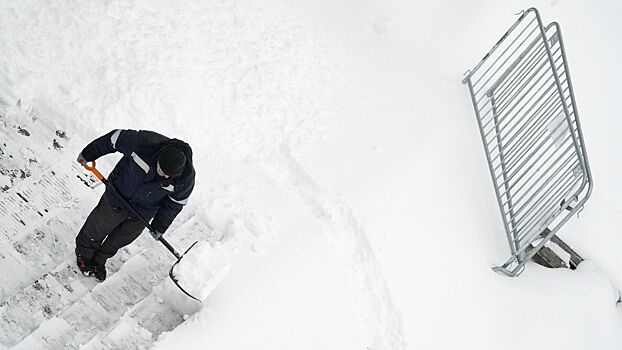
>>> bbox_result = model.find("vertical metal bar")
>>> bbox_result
[490,94,519,247]
[550,22,593,198]
[533,11,586,185]
[466,77,518,255]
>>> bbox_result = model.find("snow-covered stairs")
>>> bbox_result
[0,166,81,242]
[0,97,211,349]
[0,166,86,303]
[81,292,186,349]
[0,255,130,347]
[11,219,207,350]
[0,98,82,304]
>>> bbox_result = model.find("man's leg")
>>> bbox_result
[75,195,127,263]
[92,215,146,266]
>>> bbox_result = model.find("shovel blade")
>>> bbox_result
[168,241,201,302]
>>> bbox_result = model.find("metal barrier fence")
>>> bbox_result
[463,8,592,277]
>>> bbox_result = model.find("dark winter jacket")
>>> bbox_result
[81,129,195,233]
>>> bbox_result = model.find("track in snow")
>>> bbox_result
[263,144,407,350]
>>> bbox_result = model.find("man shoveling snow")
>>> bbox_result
[74,129,195,282]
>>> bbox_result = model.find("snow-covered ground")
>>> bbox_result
[1,0,622,349]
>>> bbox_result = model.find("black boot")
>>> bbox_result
[75,250,92,276]
[90,264,107,282]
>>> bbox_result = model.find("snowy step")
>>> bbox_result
[0,133,90,303]
[121,294,185,338]
[11,317,75,350]
[0,251,131,348]
[0,266,75,347]
[81,294,185,350]
[12,218,211,349]
[81,316,153,350]
[0,215,81,303]
[10,255,163,349]
[0,165,83,242]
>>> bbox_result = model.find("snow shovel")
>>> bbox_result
[83,161,201,302]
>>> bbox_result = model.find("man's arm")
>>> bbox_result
[80,129,143,161]
[151,179,195,234]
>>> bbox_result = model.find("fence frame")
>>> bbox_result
[463,8,592,276]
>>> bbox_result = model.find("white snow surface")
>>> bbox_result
[0,0,621,349]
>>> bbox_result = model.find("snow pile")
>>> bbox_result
[173,241,230,302]
[196,199,275,254]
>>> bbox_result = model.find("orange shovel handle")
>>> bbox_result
[83,161,104,181]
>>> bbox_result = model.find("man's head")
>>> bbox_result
[157,146,186,178]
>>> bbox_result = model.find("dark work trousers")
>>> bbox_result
[76,195,146,265]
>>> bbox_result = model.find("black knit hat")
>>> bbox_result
[158,146,186,178]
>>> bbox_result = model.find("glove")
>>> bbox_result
[150,230,163,240]
[77,153,88,166]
